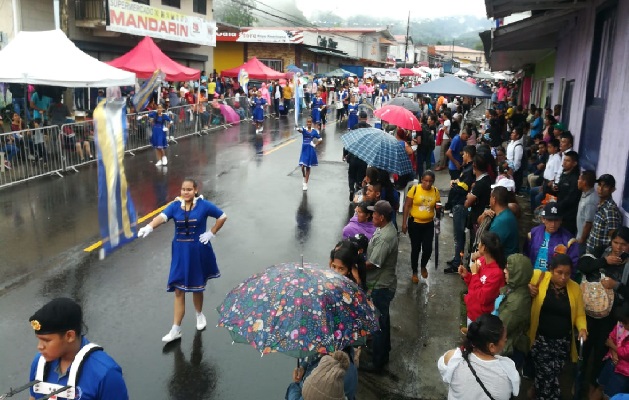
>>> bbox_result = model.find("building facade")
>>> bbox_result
[483,0,629,220]
[0,0,215,72]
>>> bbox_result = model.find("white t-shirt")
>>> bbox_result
[438,348,520,400]
[443,119,451,140]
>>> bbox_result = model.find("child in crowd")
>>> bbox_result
[597,303,629,398]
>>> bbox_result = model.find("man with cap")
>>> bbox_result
[28,298,128,399]
[524,203,579,271]
[586,174,622,257]
[362,200,398,373]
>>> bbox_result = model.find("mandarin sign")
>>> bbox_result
[107,0,216,46]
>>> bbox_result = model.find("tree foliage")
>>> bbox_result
[214,0,258,27]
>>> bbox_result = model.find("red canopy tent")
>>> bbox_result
[221,57,286,80]
[107,36,200,81]
[398,68,416,77]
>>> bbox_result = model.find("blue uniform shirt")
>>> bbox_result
[30,336,128,400]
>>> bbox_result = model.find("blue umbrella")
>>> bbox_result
[286,64,304,74]
[341,128,414,176]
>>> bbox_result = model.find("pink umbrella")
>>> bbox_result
[374,105,421,131]
[220,104,241,124]
[466,77,477,84]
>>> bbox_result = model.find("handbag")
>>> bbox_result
[580,255,614,318]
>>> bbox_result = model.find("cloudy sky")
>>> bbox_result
[295,0,487,20]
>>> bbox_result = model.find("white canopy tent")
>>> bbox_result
[454,70,469,77]
[0,30,135,87]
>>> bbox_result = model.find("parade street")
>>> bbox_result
[0,115,464,399]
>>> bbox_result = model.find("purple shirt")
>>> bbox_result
[342,216,376,240]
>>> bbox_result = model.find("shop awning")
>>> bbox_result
[485,0,588,19]
[481,9,578,71]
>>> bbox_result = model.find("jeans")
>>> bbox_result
[452,205,468,266]
[408,219,434,273]
[273,98,280,116]
[1,143,19,161]
[370,288,395,367]
[530,185,544,209]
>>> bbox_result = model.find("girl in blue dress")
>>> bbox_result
[149,104,171,166]
[311,90,325,128]
[251,91,267,134]
[297,117,322,191]
[347,95,359,130]
[137,178,228,343]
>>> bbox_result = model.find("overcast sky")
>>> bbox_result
[295,0,487,20]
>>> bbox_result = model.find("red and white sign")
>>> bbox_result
[217,29,303,44]
[107,0,216,46]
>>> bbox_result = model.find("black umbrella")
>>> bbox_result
[388,97,421,113]
[402,76,491,98]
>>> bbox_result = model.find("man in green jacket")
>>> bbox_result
[497,253,534,368]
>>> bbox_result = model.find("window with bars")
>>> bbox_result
[259,59,283,72]
[193,0,207,14]
[162,0,181,7]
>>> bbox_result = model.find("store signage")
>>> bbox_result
[107,0,216,46]
[363,67,400,82]
[216,29,303,44]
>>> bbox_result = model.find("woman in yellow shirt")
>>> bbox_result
[402,170,440,282]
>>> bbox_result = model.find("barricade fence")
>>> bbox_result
[0,125,63,187]
[1,96,268,188]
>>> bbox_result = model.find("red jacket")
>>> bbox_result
[463,257,505,321]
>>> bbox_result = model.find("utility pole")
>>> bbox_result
[451,39,454,61]
[403,11,410,68]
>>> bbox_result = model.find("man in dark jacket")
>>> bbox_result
[555,151,581,235]
[345,111,370,201]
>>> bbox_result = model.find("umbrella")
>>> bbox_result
[216,262,379,358]
[573,337,585,400]
[341,127,414,176]
[286,64,304,74]
[374,105,422,131]
[219,104,240,124]
[402,76,492,98]
[324,68,356,78]
[492,72,508,80]
[398,68,416,77]
[388,97,421,113]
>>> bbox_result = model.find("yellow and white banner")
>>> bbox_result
[107,0,216,47]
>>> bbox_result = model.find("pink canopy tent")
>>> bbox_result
[221,57,286,80]
[107,36,200,81]
[398,68,416,77]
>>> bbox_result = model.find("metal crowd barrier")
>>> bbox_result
[0,125,64,187]
[0,98,259,189]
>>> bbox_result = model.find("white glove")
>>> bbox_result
[136,115,143,120]
[137,225,153,238]
[163,126,169,132]
[199,231,215,244]
[310,140,317,148]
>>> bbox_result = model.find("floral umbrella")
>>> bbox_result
[216,262,379,358]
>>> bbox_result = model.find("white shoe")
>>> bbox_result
[162,156,168,166]
[161,329,182,343]
[155,159,163,166]
[449,212,453,218]
[196,313,207,331]
[302,182,308,191]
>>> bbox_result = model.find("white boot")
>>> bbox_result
[162,156,168,166]
[155,159,163,166]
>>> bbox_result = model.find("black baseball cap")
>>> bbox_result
[541,203,562,220]
[597,174,616,188]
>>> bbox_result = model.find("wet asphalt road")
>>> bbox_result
[0,113,357,399]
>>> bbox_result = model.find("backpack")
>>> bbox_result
[580,254,614,318]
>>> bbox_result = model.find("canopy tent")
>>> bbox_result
[402,76,491,98]
[473,71,495,80]
[324,68,356,78]
[107,36,200,82]
[411,68,427,77]
[221,57,286,80]
[454,70,469,77]
[492,72,509,80]
[0,30,135,87]
[398,68,416,77]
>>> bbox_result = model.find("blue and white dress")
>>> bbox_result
[298,127,321,168]
[252,97,267,123]
[347,103,359,130]
[160,196,224,292]
[311,97,325,124]
[149,111,171,149]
